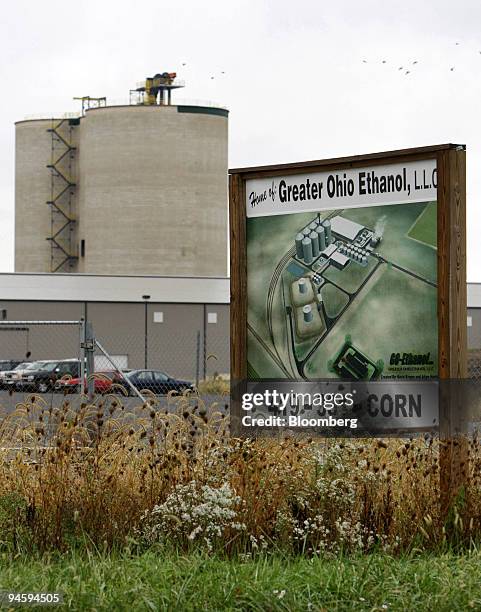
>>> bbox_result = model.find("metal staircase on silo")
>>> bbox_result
[46,118,79,272]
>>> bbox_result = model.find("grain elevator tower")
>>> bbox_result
[15,73,228,277]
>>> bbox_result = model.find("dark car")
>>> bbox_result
[17,359,81,393]
[112,369,194,396]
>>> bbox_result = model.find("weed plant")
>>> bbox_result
[0,386,478,556]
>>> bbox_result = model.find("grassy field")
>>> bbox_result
[1,549,481,611]
[305,264,438,378]
[1,391,481,610]
[407,201,437,249]
[1,358,478,612]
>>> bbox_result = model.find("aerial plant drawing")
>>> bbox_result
[247,200,438,380]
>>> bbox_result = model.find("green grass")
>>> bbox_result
[1,549,481,611]
[407,201,437,249]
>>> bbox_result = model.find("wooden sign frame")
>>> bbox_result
[229,144,467,506]
[229,144,466,385]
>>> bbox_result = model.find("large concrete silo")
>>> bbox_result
[15,117,79,273]
[15,119,52,272]
[76,104,228,276]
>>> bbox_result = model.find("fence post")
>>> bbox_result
[144,302,148,369]
[85,321,95,399]
[196,330,201,388]
[437,147,468,517]
[203,305,207,381]
[80,318,86,395]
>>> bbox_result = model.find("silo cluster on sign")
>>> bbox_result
[295,218,333,264]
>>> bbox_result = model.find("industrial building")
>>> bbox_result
[329,215,364,242]
[468,284,481,346]
[15,74,228,276]
[0,273,229,381]
[468,283,481,378]
[330,251,350,270]
[293,214,375,279]
[1,275,481,381]
[6,72,232,388]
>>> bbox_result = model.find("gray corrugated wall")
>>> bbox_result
[468,308,481,349]
[0,302,83,361]
[0,300,230,381]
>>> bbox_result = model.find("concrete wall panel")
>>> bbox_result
[468,308,481,349]
[15,120,78,273]
[0,301,84,361]
[77,105,228,276]
[86,302,145,370]
[147,303,204,380]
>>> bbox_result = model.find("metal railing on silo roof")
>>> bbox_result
[174,98,228,110]
[101,97,227,110]
[134,79,186,89]
[23,112,82,121]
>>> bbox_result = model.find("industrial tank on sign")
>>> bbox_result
[14,74,228,276]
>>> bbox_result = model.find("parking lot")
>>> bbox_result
[0,388,229,417]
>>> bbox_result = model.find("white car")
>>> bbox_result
[1,361,54,390]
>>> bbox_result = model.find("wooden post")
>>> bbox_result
[229,172,247,382]
[437,147,468,514]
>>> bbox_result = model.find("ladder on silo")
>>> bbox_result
[46,119,78,272]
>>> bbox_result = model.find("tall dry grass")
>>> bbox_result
[0,388,480,555]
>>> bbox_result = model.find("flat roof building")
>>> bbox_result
[0,273,229,381]
[330,251,350,269]
[330,216,365,242]
[321,243,338,258]
[2,277,481,382]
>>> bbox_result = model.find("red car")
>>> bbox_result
[55,371,118,394]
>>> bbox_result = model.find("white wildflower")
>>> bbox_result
[139,480,242,548]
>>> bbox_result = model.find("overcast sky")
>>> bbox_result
[1,0,480,279]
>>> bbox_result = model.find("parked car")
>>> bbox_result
[55,370,119,395]
[0,359,24,373]
[17,359,81,393]
[112,369,194,396]
[0,361,39,389]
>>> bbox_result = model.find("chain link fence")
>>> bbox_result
[0,314,230,413]
[0,320,85,418]
[468,349,481,380]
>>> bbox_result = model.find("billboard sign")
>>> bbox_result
[229,145,467,437]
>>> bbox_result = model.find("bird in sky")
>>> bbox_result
[182,62,187,66]
[412,60,418,64]
[398,66,403,70]
[382,60,386,63]
[405,70,410,75]
[450,67,455,71]
[362,60,367,63]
